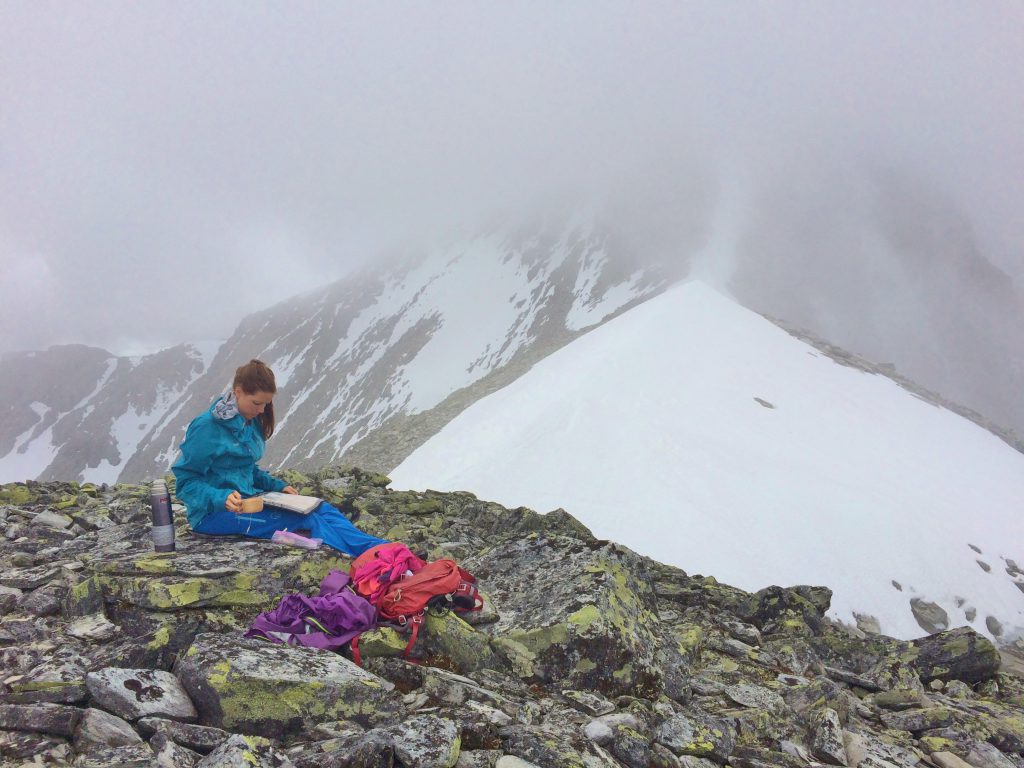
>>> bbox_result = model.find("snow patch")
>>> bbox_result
[391,281,1024,642]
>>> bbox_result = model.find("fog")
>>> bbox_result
[1,2,1022,356]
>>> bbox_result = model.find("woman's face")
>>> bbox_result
[233,387,273,421]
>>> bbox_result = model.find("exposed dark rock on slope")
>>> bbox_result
[1,468,1022,767]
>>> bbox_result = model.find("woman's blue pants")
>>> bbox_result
[192,501,387,557]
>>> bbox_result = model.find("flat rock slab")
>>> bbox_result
[33,510,74,530]
[67,613,119,642]
[0,565,60,590]
[76,534,347,612]
[73,707,143,750]
[724,683,786,712]
[7,657,87,704]
[137,716,230,754]
[71,742,154,768]
[0,703,82,737]
[86,667,198,721]
[150,731,203,767]
[174,633,403,737]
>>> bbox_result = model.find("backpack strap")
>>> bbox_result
[392,612,425,659]
[453,579,483,612]
[350,634,362,667]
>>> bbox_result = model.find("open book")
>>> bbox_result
[260,492,322,515]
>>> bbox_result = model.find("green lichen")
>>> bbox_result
[154,579,207,608]
[385,524,411,542]
[919,736,957,753]
[0,485,34,505]
[943,635,970,658]
[491,637,536,677]
[612,663,633,680]
[675,625,705,661]
[133,556,175,574]
[296,556,348,587]
[505,622,570,656]
[357,627,410,657]
[146,625,172,650]
[567,605,602,634]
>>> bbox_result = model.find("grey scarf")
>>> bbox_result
[212,392,239,421]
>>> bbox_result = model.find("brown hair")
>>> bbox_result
[233,359,277,440]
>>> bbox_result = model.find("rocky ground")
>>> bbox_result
[0,466,1022,768]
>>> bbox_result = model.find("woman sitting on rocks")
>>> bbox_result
[172,359,386,556]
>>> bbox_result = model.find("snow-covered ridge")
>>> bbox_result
[390,281,1024,643]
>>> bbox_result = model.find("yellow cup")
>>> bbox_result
[240,496,264,513]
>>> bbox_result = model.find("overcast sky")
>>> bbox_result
[1,2,1021,356]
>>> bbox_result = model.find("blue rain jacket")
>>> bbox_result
[172,397,286,527]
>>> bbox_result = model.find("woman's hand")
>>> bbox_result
[281,486,298,495]
[225,491,243,513]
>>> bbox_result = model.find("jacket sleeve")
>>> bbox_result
[172,418,231,519]
[252,465,287,492]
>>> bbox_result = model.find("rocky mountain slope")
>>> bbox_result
[1,467,1022,767]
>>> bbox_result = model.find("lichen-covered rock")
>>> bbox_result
[78,537,348,614]
[741,585,831,636]
[808,707,847,766]
[468,534,662,698]
[418,611,497,674]
[0,729,72,764]
[418,667,512,712]
[605,720,652,768]
[723,683,786,712]
[2,472,1023,768]
[0,702,82,737]
[6,655,88,704]
[377,713,461,768]
[73,707,143,749]
[456,749,503,767]
[879,706,958,733]
[911,598,951,634]
[67,612,119,642]
[150,730,202,767]
[71,742,155,767]
[871,689,927,711]
[909,627,1000,684]
[654,711,736,762]
[1,564,61,590]
[966,741,1019,768]
[499,722,617,767]
[85,667,198,721]
[174,633,403,736]
[195,733,295,767]
[842,729,921,768]
[137,716,230,754]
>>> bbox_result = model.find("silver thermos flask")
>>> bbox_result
[150,479,175,552]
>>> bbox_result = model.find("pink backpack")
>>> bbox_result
[349,542,426,604]
[348,543,483,663]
